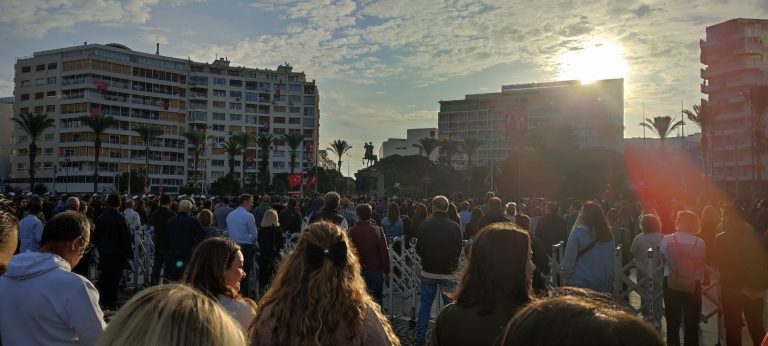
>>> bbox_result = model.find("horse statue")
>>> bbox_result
[362,142,378,167]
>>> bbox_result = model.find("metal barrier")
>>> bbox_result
[125,225,155,291]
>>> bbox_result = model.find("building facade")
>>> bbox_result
[438,78,624,169]
[9,43,319,193]
[700,18,768,196]
[0,97,13,188]
[379,127,438,160]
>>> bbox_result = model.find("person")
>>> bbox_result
[278,198,302,234]
[382,202,404,239]
[0,194,19,275]
[504,202,517,222]
[135,199,149,225]
[182,238,257,330]
[458,201,471,232]
[478,197,508,230]
[150,194,175,284]
[514,214,551,294]
[122,199,142,231]
[535,202,568,251]
[561,201,615,293]
[714,205,767,346]
[339,197,357,226]
[198,209,222,237]
[308,191,349,230]
[414,195,463,346]
[563,200,581,231]
[166,199,208,282]
[348,203,391,306]
[250,221,400,345]
[699,205,719,265]
[65,196,80,212]
[447,203,462,226]
[252,195,273,226]
[213,196,233,234]
[96,284,246,346]
[93,193,132,309]
[431,222,533,346]
[660,211,706,346]
[409,203,428,245]
[630,214,664,325]
[463,207,484,240]
[0,211,106,345]
[499,290,664,346]
[18,202,43,252]
[257,209,285,291]
[226,194,258,298]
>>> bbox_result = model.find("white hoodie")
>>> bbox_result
[0,251,106,346]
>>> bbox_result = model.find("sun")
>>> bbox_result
[557,40,628,84]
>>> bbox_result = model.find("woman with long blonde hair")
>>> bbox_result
[250,221,400,345]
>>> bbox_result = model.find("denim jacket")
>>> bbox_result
[561,224,615,293]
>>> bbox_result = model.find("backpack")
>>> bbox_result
[667,235,700,293]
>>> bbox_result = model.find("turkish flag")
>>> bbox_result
[288,173,302,188]
[306,175,318,188]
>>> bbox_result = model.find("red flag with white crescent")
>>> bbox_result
[288,173,303,188]
[306,175,318,188]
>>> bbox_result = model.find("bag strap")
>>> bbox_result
[577,231,599,259]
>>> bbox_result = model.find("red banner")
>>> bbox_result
[306,175,318,188]
[288,173,303,188]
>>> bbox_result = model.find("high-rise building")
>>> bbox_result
[700,18,768,196]
[438,78,623,168]
[9,43,319,193]
[0,97,13,185]
[379,128,438,160]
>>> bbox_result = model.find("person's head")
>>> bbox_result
[501,292,663,346]
[340,197,350,209]
[505,202,517,216]
[579,201,612,242]
[160,194,172,207]
[27,202,42,217]
[387,202,400,223]
[178,199,194,214]
[675,210,700,234]
[183,238,246,299]
[701,206,719,228]
[260,195,271,205]
[469,207,483,222]
[355,203,372,222]
[448,203,459,217]
[124,199,135,209]
[287,198,297,209]
[460,201,469,211]
[251,221,397,345]
[431,195,449,213]
[107,193,121,209]
[720,204,745,229]
[456,222,533,315]
[96,284,246,346]
[18,197,28,209]
[639,214,661,234]
[488,197,502,212]
[261,209,279,228]
[485,191,495,201]
[239,194,254,211]
[78,200,88,214]
[414,203,427,218]
[0,194,19,275]
[198,209,214,227]
[570,200,582,213]
[323,191,340,210]
[545,202,559,215]
[65,196,80,211]
[39,211,93,268]
[515,214,531,232]
[220,196,231,206]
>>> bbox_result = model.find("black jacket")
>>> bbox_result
[278,208,302,234]
[535,213,569,251]
[93,208,132,260]
[477,210,509,231]
[308,209,345,226]
[416,212,462,275]
[258,226,285,259]
[150,206,176,251]
[167,212,207,261]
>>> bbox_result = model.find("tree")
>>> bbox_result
[78,114,118,193]
[639,116,684,147]
[683,103,716,177]
[744,85,768,192]
[256,133,275,192]
[413,137,440,161]
[220,139,242,177]
[232,132,256,188]
[460,138,482,168]
[283,133,305,174]
[183,128,211,195]
[438,139,460,167]
[12,112,55,192]
[133,125,164,193]
[328,139,352,173]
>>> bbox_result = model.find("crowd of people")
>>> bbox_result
[0,190,766,345]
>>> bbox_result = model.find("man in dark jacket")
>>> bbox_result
[278,198,302,234]
[165,199,207,281]
[414,195,462,346]
[149,194,175,284]
[477,197,509,231]
[348,203,390,306]
[93,193,132,309]
[535,202,569,251]
[308,191,348,230]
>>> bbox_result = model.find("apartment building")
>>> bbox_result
[379,128,438,160]
[438,78,624,169]
[700,18,768,196]
[9,43,319,193]
[0,97,12,185]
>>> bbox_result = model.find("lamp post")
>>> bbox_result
[346,152,351,195]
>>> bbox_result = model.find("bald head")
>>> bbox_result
[178,199,193,213]
[432,195,449,212]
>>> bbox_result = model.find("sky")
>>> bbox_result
[1,0,767,176]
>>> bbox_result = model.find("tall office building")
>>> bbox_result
[438,78,623,169]
[700,18,768,196]
[9,43,319,193]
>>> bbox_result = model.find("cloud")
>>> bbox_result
[0,0,160,39]
[0,79,13,98]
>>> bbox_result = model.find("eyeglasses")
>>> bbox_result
[80,237,94,254]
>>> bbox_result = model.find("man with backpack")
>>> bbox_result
[348,203,390,306]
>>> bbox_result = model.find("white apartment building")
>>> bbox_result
[379,127,438,160]
[0,97,13,186]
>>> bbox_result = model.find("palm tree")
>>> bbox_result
[133,125,164,193]
[745,85,768,191]
[256,134,275,192]
[683,103,716,178]
[283,133,305,174]
[78,114,118,193]
[220,139,242,177]
[183,128,211,195]
[639,116,684,150]
[413,137,440,161]
[232,132,256,188]
[328,139,352,173]
[460,138,482,168]
[12,112,55,192]
[439,139,460,167]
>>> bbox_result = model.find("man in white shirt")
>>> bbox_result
[18,203,44,252]
[122,199,142,231]
[226,194,257,298]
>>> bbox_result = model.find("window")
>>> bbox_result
[212,101,225,109]
[229,102,242,110]
[46,91,56,97]
[46,105,55,112]
[229,114,242,121]
[44,148,54,155]
[21,66,30,73]
[304,118,315,127]
[21,80,30,87]
[212,112,225,120]
[36,64,45,71]
[272,161,285,169]
[288,117,301,124]
[273,105,286,113]
[304,107,315,116]
[213,78,226,85]
[273,128,285,134]
[213,89,226,97]
[212,159,225,167]
[230,91,242,98]
[230,79,243,87]
[19,135,28,143]
[35,92,44,100]
[288,76,298,82]
[44,133,54,140]
[47,63,57,70]
[47,77,57,85]
[288,95,301,103]
[20,94,30,101]
[274,117,286,124]
[35,79,45,86]
[273,150,285,157]
[212,124,225,132]
[304,96,315,105]
[17,163,24,170]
